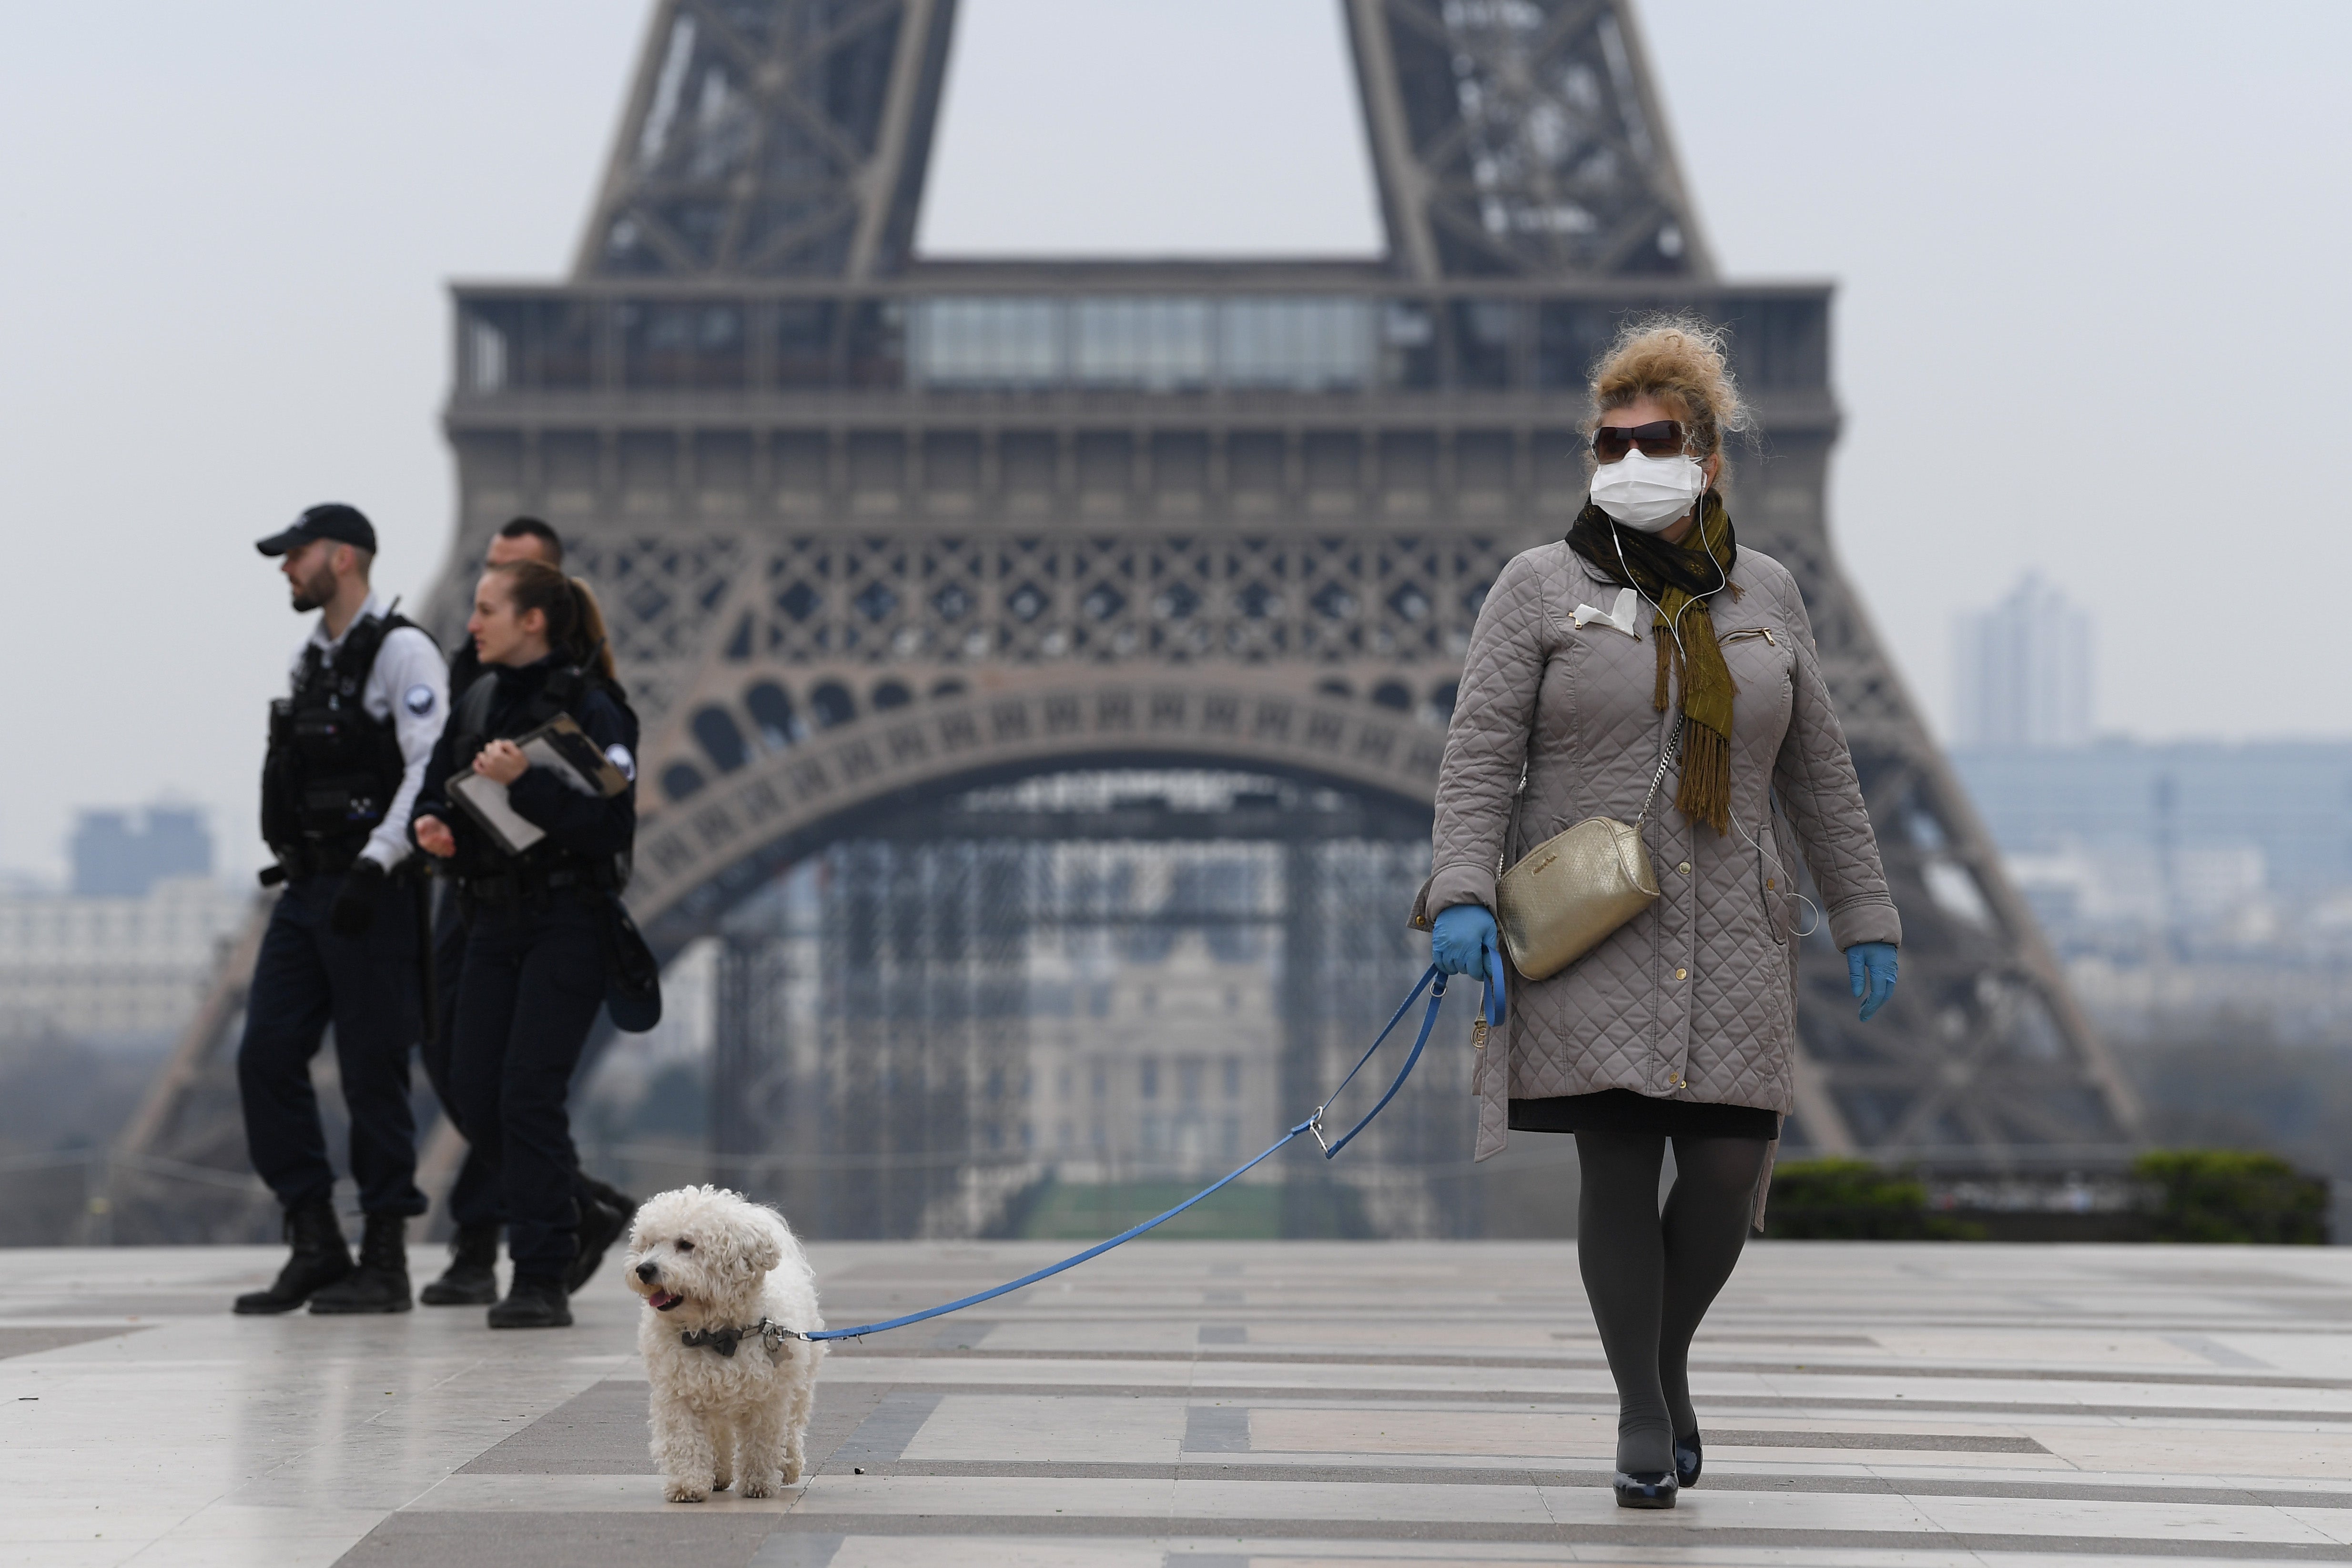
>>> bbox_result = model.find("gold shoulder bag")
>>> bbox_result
[1493,723,1680,981]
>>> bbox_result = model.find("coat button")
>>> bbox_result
[1676,861,1691,875]
[1674,967,1688,980]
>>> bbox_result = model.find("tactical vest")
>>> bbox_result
[447,660,637,898]
[261,612,422,876]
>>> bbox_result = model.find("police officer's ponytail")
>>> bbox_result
[489,561,617,682]
[566,577,618,684]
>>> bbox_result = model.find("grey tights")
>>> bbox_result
[1574,1130,1770,1475]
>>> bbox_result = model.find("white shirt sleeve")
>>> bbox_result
[359,626,450,870]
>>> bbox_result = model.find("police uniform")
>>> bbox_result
[236,506,447,1315]
[415,634,640,1309]
[412,649,638,1327]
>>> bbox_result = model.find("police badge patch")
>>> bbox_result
[605,743,637,783]
[404,684,436,716]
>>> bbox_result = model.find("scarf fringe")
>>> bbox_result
[1583,493,1739,835]
[1675,721,1733,837]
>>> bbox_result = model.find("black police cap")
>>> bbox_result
[256,503,376,557]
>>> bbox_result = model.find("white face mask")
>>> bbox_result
[1590,449,1706,532]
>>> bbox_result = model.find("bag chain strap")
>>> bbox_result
[1633,719,1685,830]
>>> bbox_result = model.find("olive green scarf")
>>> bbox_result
[1566,492,1739,835]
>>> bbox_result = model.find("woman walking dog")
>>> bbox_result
[1425,320,1901,1507]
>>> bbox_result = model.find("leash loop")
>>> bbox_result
[1316,971,1447,1161]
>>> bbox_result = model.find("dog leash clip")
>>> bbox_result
[1306,1103,1333,1156]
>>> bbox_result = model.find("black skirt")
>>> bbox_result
[1509,1088,1779,1141]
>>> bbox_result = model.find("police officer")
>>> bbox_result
[413,559,639,1329]
[234,504,446,1315]
[416,517,637,1308]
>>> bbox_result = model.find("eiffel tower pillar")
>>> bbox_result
[1277,841,1341,1237]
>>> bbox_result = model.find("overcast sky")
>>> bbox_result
[1,0,2346,881]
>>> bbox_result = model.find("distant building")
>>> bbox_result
[1953,740,2352,908]
[70,807,213,897]
[1955,739,2352,1039]
[1952,573,2094,748]
[1957,743,2352,950]
[1029,927,1277,1180]
[0,878,248,1049]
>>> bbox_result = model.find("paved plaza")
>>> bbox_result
[7,1240,2352,1565]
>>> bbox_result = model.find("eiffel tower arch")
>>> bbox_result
[112,0,2139,1243]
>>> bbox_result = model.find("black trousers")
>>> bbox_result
[419,893,503,1230]
[236,871,427,1217]
[448,898,607,1278]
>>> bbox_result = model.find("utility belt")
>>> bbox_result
[456,857,620,912]
[260,836,375,886]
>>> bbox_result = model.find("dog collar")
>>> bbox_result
[679,1317,800,1358]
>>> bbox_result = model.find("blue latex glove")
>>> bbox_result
[1431,905,1509,1019]
[1847,941,1898,1022]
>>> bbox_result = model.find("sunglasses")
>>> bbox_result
[1591,420,1688,463]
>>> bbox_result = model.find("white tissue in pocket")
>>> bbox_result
[1571,587,1642,637]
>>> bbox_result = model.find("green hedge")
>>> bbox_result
[1761,1151,2330,1244]
[1761,1158,1984,1240]
[2132,1150,2327,1244]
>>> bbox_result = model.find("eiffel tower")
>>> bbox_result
[108,0,2139,1242]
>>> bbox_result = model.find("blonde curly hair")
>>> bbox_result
[1586,315,1751,473]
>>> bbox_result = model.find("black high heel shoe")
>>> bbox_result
[1613,1469,1678,1508]
[1674,1431,1703,1489]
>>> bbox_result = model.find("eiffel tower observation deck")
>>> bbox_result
[112,0,2140,1243]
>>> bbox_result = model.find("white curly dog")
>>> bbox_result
[622,1185,825,1502]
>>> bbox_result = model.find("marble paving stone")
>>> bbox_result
[824,1542,1164,1567]
[826,1389,939,1467]
[1249,1407,1617,1458]
[1906,1492,2342,1545]
[904,1394,1187,1462]
[2028,1424,2352,1479]
[1866,1333,2233,1368]
[0,1325,149,1359]
[455,1378,654,1474]
[1240,1324,1577,1349]
[0,1548,171,1568]
[154,1503,391,1542]
[982,1321,1210,1353]
[1703,1443,2079,1470]
[1188,1403,1254,1453]
[792,1471,1184,1517]
[2279,1508,2352,1547]
[1166,1477,1577,1526]
[748,1538,845,1568]
[406,1472,801,1513]
[12,1243,2352,1566]
[338,1509,779,1566]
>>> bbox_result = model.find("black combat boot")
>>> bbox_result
[566,1181,639,1296]
[487,1273,573,1330]
[420,1222,500,1306]
[308,1212,414,1314]
[233,1197,353,1315]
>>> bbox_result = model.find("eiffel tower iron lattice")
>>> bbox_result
[110,0,2138,1243]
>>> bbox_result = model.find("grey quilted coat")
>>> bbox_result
[1427,539,1901,1161]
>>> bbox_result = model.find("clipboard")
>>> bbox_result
[446,715,629,856]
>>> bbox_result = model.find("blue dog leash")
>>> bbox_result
[789,961,1503,1344]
